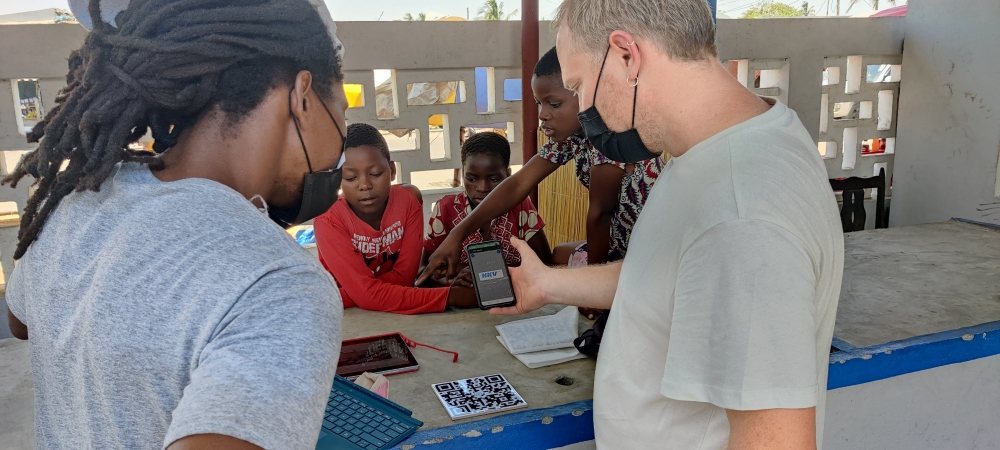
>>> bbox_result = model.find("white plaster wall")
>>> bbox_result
[558,356,1000,450]
[823,355,1000,450]
[890,0,1000,226]
[1,19,908,177]
[0,18,911,281]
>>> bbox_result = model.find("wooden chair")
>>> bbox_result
[829,168,888,232]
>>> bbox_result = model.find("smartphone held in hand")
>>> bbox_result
[466,241,517,310]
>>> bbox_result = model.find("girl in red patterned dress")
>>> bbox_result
[424,132,553,270]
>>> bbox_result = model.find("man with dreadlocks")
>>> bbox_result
[3,0,349,449]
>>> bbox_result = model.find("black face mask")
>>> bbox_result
[268,88,346,228]
[577,46,659,164]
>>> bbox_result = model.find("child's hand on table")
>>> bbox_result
[450,267,474,289]
[447,285,478,309]
[418,233,463,285]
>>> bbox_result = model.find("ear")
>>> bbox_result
[289,70,315,126]
[609,31,642,82]
[389,160,398,180]
[505,167,512,177]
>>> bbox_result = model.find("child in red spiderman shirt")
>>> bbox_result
[314,123,477,314]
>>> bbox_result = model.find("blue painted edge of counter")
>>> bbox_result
[396,400,594,450]
[828,320,1000,389]
[830,337,856,352]
[396,319,1000,448]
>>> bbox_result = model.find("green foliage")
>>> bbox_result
[743,1,809,18]
[478,0,518,20]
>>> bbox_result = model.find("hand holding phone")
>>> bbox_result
[489,238,552,316]
[466,241,517,310]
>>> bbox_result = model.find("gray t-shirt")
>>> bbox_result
[6,163,343,450]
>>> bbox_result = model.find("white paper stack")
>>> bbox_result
[495,306,587,368]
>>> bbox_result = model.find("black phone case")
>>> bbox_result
[466,241,517,310]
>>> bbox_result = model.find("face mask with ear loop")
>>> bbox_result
[69,0,350,227]
[255,87,347,229]
[577,44,659,164]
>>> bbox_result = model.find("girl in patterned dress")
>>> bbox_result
[424,132,553,271]
[419,48,663,318]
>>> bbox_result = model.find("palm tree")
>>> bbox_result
[478,0,518,20]
[402,12,427,21]
[800,1,814,15]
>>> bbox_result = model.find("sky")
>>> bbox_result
[0,0,903,20]
[0,0,560,20]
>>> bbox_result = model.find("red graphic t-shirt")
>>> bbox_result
[424,192,545,266]
[314,185,448,314]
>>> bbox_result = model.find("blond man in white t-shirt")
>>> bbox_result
[493,0,844,448]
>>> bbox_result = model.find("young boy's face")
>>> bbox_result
[340,145,396,220]
[532,73,582,143]
[463,152,510,208]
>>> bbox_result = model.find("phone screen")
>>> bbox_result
[467,241,516,309]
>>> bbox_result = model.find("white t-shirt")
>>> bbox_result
[593,100,844,449]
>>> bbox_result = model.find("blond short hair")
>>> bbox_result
[554,0,717,61]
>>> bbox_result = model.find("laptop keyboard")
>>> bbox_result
[324,388,412,450]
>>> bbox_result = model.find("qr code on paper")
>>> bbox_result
[432,374,527,419]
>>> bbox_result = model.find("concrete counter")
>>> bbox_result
[341,305,597,430]
[835,220,1000,348]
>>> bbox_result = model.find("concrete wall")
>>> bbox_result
[0,18,909,295]
[336,21,531,185]
[0,19,907,179]
[890,0,1000,226]
[824,355,1000,450]
[717,18,905,180]
[0,24,87,151]
[0,18,907,217]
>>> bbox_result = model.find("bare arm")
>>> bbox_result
[585,164,626,265]
[420,250,430,270]
[526,229,554,266]
[453,155,559,238]
[7,308,27,340]
[418,155,560,282]
[167,434,262,450]
[725,408,816,450]
[490,238,621,316]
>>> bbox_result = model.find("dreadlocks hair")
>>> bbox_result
[533,46,561,79]
[1,0,343,260]
[461,132,511,167]
[344,123,391,163]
